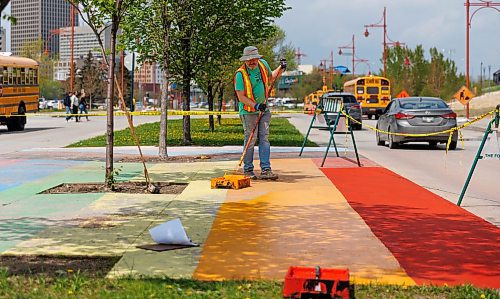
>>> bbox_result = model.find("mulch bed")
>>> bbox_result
[0,255,120,277]
[41,182,187,194]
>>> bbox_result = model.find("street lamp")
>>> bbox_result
[338,35,356,75]
[364,6,387,77]
[338,35,369,76]
[465,0,500,118]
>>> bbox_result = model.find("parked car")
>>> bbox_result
[38,98,48,109]
[320,91,363,130]
[376,97,458,149]
[47,99,62,110]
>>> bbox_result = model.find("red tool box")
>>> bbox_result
[283,266,354,299]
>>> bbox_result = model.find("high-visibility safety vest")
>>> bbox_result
[234,60,269,112]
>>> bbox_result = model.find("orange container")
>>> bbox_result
[283,266,353,299]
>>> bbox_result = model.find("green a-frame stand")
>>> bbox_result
[299,96,360,167]
[457,105,500,206]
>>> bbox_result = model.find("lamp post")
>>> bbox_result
[70,4,75,93]
[338,35,369,76]
[465,0,500,119]
[338,35,356,75]
[364,6,387,77]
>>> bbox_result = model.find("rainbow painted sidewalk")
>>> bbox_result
[0,156,498,288]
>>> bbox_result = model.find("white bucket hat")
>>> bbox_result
[239,46,263,61]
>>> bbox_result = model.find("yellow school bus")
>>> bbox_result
[303,86,334,113]
[0,56,39,131]
[343,75,391,119]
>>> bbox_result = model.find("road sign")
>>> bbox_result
[395,89,409,98]
[454,86,474,106]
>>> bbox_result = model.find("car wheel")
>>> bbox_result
[429,141,438,148]
[376,128,384,146]
[448,140,457,150]
[388,127,399,149]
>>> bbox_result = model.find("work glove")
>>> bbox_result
[254,103,267,112]
[279,58,287,70]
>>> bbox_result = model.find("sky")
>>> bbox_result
[275,0,500,80]
[2,1,499,80]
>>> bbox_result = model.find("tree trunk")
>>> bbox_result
[181,35,192,145]
[182,74,192,145]
[159,4,170,159]
[207,83,214,132]
[159,74,169,158]
[217,82,224,125]
[105,17,118,187]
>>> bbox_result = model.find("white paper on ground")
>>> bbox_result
[149,218,197,246]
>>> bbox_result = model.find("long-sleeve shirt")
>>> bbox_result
[70,95,79,107]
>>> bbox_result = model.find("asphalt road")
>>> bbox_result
[289,114,500,226]
[0,114,161,155]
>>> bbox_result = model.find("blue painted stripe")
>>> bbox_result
[0,159,83,192]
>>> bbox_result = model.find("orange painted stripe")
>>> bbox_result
[194,159,414,284]
[322,166,500,288]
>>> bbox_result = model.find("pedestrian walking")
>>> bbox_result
[71,91,79,122]
[79,92,89,121]
[234,45,286,180]
[64,91,72,122]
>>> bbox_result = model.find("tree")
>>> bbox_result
[194,3,289,132]
[122,0,288,146]
[20,39,64,100]
[289,69,323,102]
[40,80,64,100]
[69,0,138,187]
[385,45,463,100]
[80,51,107,106]
[121,0,173,158]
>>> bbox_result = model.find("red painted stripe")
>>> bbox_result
[0,159,23,167]
[322,166,500,288]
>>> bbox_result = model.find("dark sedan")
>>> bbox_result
[321,92,363,130]
[376,97,458,149]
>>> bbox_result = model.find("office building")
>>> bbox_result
[59,25,110,61]
[54,25,110,81]
[0,27,6,52]
[11,0,76,56]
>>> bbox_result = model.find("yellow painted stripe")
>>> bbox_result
[194,158,415,285]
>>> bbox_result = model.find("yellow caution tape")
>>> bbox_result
[0,109,304,117]
[340,108,496,138]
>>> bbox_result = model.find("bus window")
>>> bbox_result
[33,69,38,85]
[367,87,379,94]
[356,86,364,94]
[8,67,13,85]
[16,68,21,85]
[21,68,26,85]
[2,67,7,85]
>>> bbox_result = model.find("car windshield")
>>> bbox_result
[323,95,357,104]
[399,99,448,109]
[342,96,357,103]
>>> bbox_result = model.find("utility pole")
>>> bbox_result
[296,47,307,66]
[70,5,75,93]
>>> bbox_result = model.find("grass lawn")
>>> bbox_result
[1,271,498,299]
[68,117,317,148]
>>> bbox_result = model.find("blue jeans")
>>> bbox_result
[65,106,72,120]
[240,110,271,172]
